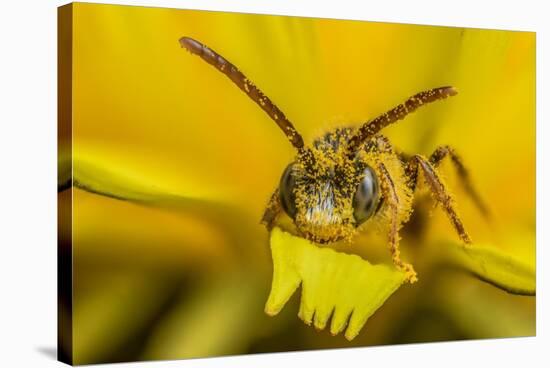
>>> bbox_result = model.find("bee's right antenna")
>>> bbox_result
[179,37,308,155]
[347,86,458,157]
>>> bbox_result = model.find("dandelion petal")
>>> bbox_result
[265,227,406,340]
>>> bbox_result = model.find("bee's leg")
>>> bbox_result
[406,155,472,244]
[378,162,418,283]
[429,145,490,218]
[261,188,282,230]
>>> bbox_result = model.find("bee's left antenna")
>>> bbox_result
[347,86,458,157]
[179,37,306,152]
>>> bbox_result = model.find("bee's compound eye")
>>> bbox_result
[353,165,380,225]
[279,163,297,219]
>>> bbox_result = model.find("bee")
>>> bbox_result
[179,36,488,283]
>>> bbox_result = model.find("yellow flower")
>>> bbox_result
[60,2,535,364]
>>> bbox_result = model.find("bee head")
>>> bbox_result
[279,130,380,244]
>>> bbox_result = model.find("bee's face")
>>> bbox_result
[278,132,380,244]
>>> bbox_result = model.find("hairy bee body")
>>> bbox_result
[181,36,483,283]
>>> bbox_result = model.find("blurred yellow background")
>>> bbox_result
[65,2,535,364]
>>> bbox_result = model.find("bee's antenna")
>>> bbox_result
[179,37,305,151]
[347,87,458,157]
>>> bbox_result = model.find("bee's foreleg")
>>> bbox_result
[261,188,282,230]
[378,162,418,284]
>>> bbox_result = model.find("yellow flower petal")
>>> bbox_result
[69,158,269,272]
[444,241,535,295]
[265,227,406,340]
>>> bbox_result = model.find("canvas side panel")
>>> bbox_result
[58,3,73,365]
